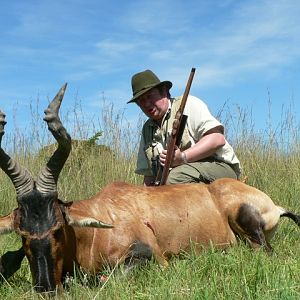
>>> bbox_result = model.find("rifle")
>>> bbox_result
[152,114,188,186]
[159,67,196,186]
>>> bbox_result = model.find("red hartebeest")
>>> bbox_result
[0,84,300,294]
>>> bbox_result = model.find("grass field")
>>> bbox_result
[1,99,300,299]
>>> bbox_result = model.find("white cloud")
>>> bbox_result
[95,39,136,56]
[0,0,299,121]
[176,0,300,87]
[121,0,190,35]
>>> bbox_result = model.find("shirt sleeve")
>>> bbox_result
[183,95,223,142]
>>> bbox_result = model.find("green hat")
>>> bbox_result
[127,70,172,104]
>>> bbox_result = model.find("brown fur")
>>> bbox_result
[0,177,296,290]
[2,85,298,292]
[60,178,282,276]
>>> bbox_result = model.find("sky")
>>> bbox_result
[0,0,299,142]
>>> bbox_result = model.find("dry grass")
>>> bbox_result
[1,96,300,299]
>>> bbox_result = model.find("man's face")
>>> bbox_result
[136,86,169,121]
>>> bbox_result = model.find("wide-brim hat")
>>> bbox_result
[127,69,172,104]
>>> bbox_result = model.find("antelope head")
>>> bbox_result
[0,84,112,293]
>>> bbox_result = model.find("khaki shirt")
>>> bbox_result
[135,95,241,177]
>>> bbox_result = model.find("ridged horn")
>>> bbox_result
[36,83,71,194]
[0,110,34,197]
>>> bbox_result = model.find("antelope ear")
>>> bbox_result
[63,203,114,229]
[0,213,14,235]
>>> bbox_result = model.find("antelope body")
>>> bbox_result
[0,84,299,294]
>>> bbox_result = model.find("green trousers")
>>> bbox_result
[166,158,238,185]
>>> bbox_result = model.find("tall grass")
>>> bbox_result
[1,96,300,299]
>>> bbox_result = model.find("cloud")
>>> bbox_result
[121,0,190,35]
[1,0,299,111]
[95,39,136,57]
[174,0,300,87]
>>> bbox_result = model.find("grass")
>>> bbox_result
[1,97,300,299]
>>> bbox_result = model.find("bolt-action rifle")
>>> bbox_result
[157,67,196,186]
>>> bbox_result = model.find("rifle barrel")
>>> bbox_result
[159,68,196,185]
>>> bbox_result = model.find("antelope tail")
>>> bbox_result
[280,210,300,227]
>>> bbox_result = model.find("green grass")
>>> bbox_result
[1,99,300,299]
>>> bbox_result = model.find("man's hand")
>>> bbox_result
[159,146,184,167]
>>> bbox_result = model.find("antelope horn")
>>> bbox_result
[36,83,71,194]
[0,110,34,197]
[0,111,7,144]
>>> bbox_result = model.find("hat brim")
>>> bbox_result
[127,80,172,104]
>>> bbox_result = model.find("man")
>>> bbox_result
[128,69,241,186]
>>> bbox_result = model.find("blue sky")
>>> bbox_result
[0,0,299,140]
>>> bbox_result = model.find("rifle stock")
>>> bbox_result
[159,68,196,185]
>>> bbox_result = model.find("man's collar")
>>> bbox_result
[164,99,172,121]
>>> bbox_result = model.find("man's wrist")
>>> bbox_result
[181,151,188,164]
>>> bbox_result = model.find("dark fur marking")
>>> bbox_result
[236,203,272,252]
[18,190,58,235]
[29,238,56,292]
[0,247,25,281]
[280,211,300,226]
[124,241,153,267]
